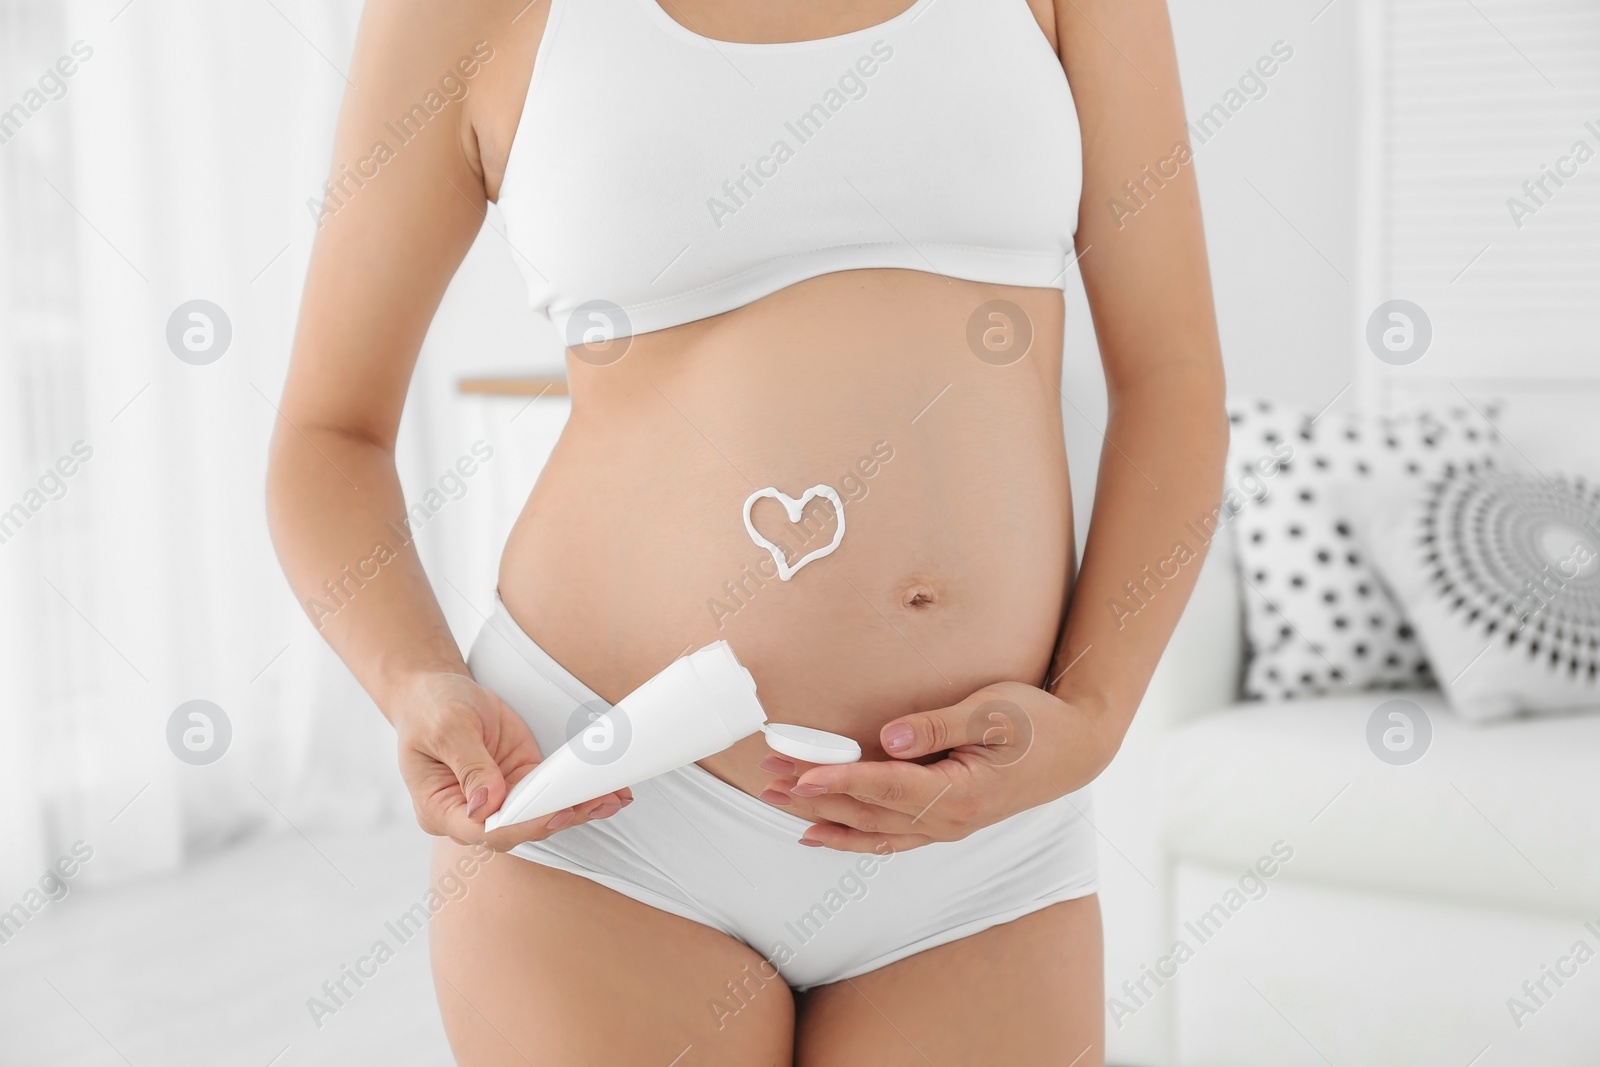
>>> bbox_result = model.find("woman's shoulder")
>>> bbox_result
[344,0,548,199]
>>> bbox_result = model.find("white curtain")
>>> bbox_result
[0,0,465,890]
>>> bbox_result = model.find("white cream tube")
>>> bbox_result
[485,641,769,830]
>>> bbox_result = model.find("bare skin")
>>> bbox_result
[267,0,1226,1063]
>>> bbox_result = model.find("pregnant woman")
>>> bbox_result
[267,0,1226,1062]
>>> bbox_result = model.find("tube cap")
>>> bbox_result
[762,723,862,764]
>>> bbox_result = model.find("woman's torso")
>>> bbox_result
[476,0,1080,801]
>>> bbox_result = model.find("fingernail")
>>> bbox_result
[798,838,822,847]
[621,794,635,805]
[465,787,488,817]
[791,782,826,797]
[884,723,915,753]
[758,788,791,807]
[591,801,620,819]
[546,810,575,830]
[758,756,795,774]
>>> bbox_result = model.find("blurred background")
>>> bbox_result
[0,0,1596,1063]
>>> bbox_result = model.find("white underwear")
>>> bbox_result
[466,593,1099,992]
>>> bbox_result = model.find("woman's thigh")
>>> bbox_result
[793,894,1104,1067]
[428,838,795,1066]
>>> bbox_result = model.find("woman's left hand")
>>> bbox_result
[757,680,1114,853]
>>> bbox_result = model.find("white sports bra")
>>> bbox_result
[496,0,1083,343]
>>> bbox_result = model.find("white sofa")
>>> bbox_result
[1099,524,1600,1066]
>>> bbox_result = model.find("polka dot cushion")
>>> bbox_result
[1358,462,1600,721]
[1224,399,1502,702]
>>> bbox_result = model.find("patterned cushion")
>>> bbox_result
[1224,399,1501,701]
[1358,463,1600,720]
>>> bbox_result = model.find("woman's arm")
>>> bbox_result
[266,0,627,844]
[1042,0,1229,757]
[267,0,483,713]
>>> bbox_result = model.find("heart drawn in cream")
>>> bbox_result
[742,484,847,582]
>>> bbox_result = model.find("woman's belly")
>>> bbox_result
[498,269,1074,802]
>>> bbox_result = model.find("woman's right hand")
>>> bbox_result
[389,669,632,851]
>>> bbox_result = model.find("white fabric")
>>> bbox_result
[498,0,1083,341]
[1358,463,1600,721]
[1160,694,1600,915]
[469,591,1100,992]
